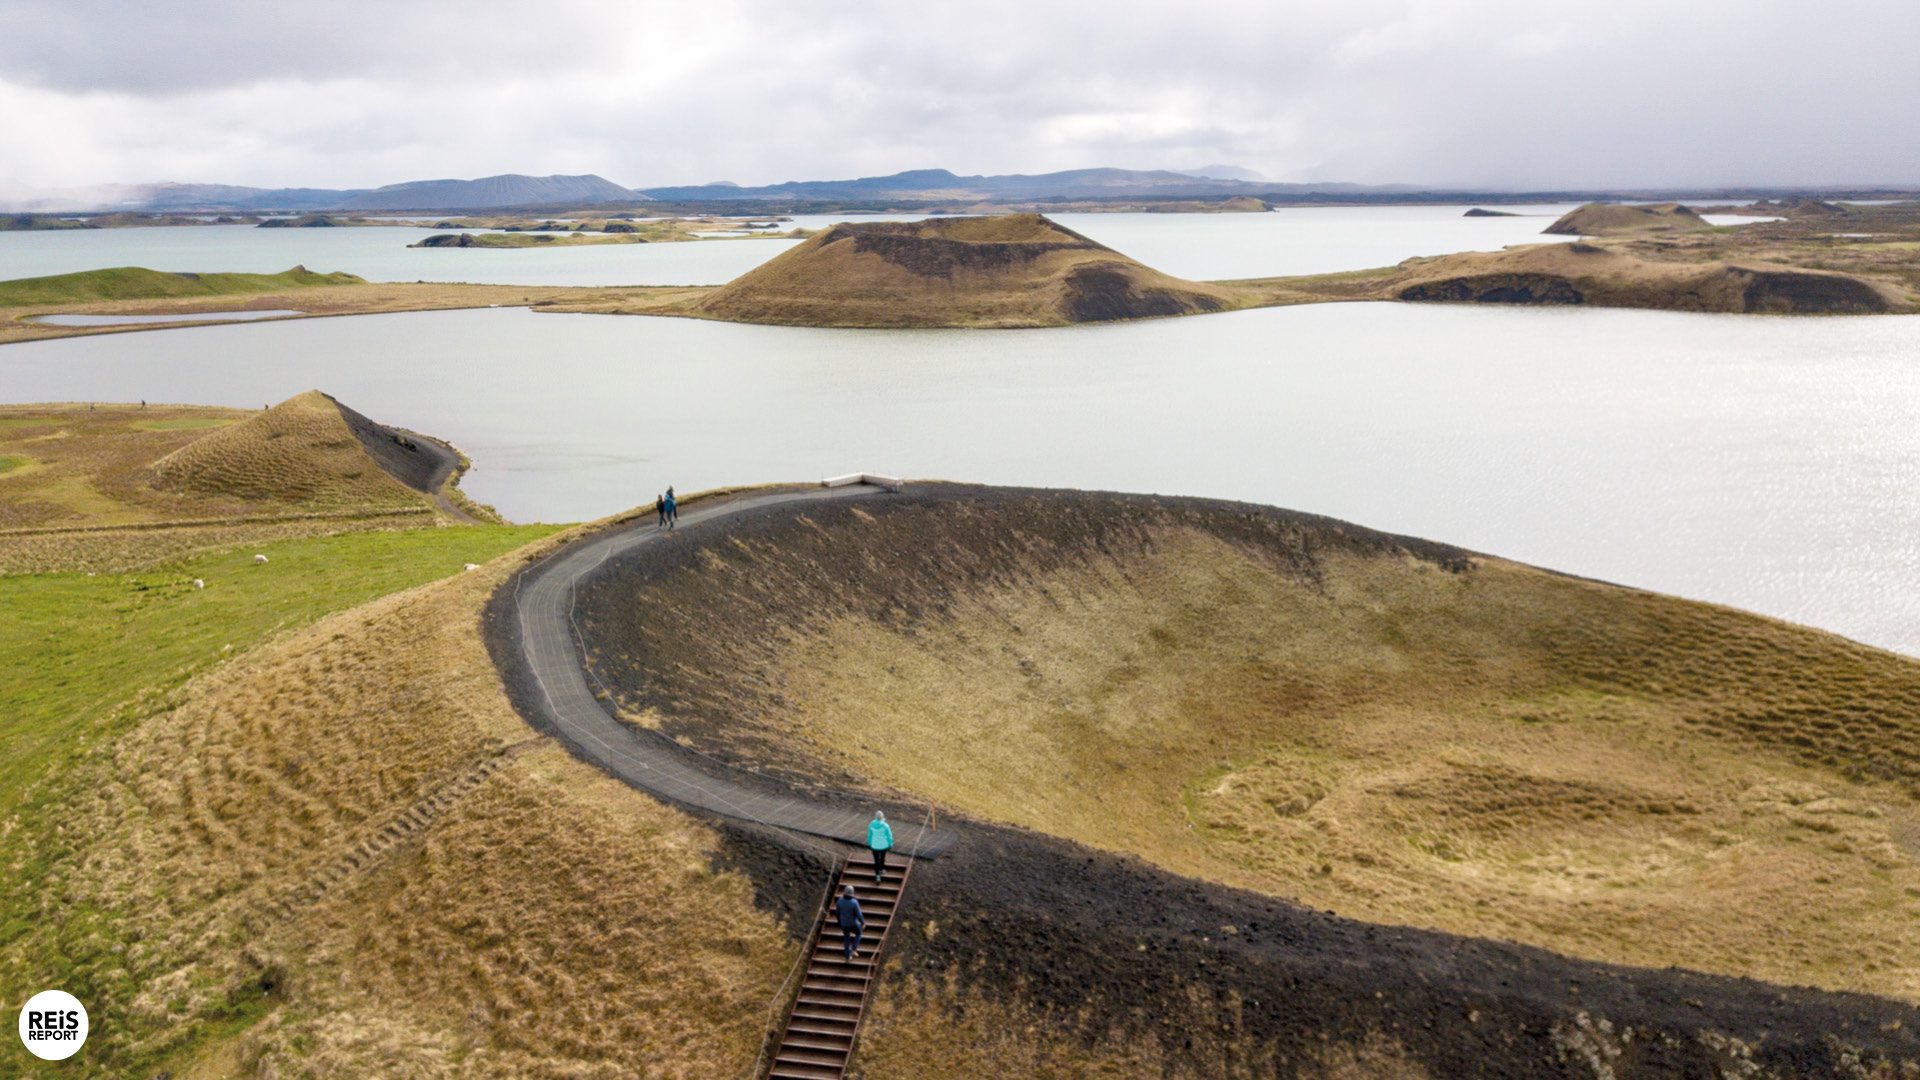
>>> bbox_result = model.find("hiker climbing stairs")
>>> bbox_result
[767,853,914,1080]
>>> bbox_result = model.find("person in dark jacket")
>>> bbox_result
[867,811,894,882]
[834,884,865,961]
[654,493,666,528]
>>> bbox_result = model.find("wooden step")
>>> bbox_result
[808,954,874,972]
[781,1033,853,1053]
[763,853,916,1079]
[785,1021,857,1040]
[796,993,863,1011]
[770,1063,844,1080]
[776,1047,851,1069]
[803,968,870,985]
[787,999,864,1014]
[798,976,867,991]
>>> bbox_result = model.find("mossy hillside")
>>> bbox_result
[0,266,363,307]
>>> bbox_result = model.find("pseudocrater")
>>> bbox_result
[571,484,1920,1002]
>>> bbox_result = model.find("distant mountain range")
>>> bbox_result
[10,168,1915,214]
[339,174,635,211]
[1,174,640,214]
[634,167,1381,202]
[2,167,1384,213]
[125,183,363,211]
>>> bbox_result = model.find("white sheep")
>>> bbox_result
[463,562,479,571]
[253,554,268,564]
[192,579,206,589]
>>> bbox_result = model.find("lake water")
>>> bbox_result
[0,205,1594,287]
[0,224,797,288]
[28,309,303,326]
[3,303,1916,657]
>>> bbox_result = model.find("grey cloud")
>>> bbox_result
[1,0,1916,190]
[0,0,629,92]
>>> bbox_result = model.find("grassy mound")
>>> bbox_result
[0,528,798,1077]
[0,266,363,307]
[694,213,1235,327]
[1544,202,1712,235]
[572,486,1920,1003]
[150,391,438,511]
[1390,242,1908,313]
[0,396,477,574]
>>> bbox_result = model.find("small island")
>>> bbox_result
[406,216,805,248]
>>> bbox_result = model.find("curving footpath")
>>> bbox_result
[501,482,955,856]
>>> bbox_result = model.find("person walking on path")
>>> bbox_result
[833,884,865,961]
[654,493,666,529]
[663,490,677,530]
[867,811,894,882]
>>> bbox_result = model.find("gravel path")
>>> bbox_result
[496,483,955,855]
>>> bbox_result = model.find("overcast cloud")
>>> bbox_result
[1,0,1916,196]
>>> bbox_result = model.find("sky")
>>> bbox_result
[2,0,1917,198]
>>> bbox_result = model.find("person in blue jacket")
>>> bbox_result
[663,489,677,530]
[867,810,894,882]
[833,884,865,961]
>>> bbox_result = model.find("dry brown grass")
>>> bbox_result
[1267,201,1920,314]
[0,396,459,572]
[151,391,424,510]
[0,511,439,575]
[0,531,798,1077]
[0,402,250,529]
[589,497,1920,1002]
[1544,202,1713,236]
[691,213,1244,327]
[0,282,709,346]
[1380,241,1913,313]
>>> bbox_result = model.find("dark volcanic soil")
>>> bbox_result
[562,485,1471,792]
[1398,273,1587,305]
[485,485,1920,1078]
[1064,263,1227,321]
[1736,266,1894,313]
[328,393,460,496]
[714,816,1920,1079]
[832,225,1089,276]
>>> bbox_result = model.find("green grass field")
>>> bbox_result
[0,266,364,307]
[0,524,555,817]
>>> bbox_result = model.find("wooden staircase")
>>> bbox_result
[767,853,912,1080]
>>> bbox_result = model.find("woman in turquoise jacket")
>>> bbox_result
[867,811,894,882]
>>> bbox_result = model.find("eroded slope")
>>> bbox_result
[694,213,1236,327]
[571,486,1920,1003]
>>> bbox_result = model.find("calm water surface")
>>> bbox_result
[29,309,302,326]
[0,205,1597,286]
[0,224,793,287]
[3,304,1916,655]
